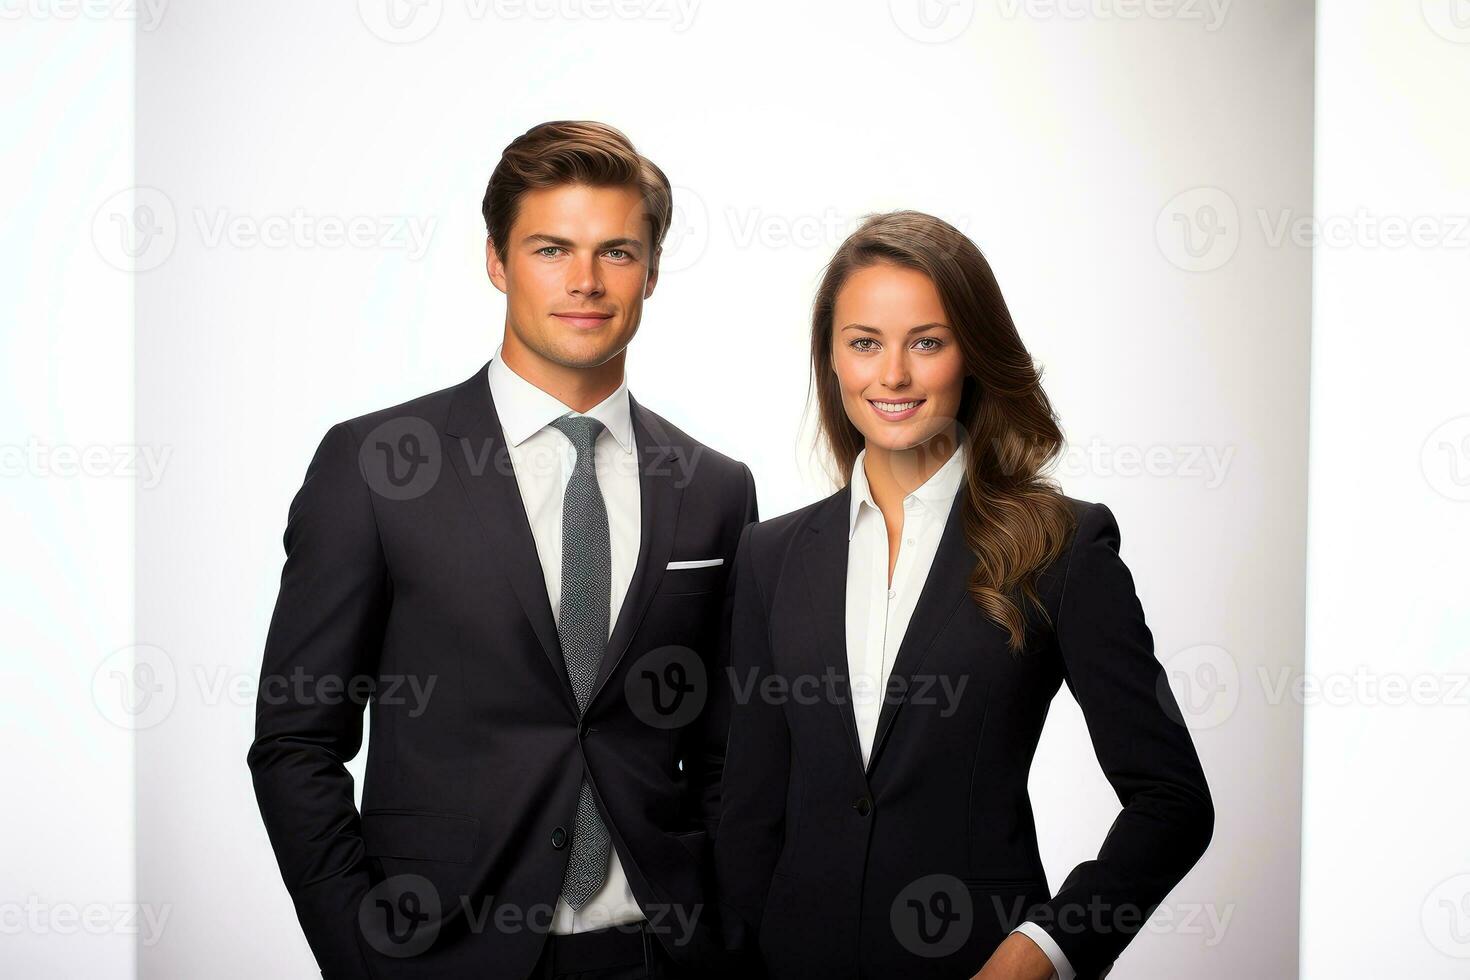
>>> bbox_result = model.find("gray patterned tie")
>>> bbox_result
[548,413,612,911]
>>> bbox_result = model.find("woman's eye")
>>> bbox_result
[850,338,879,351]
[913,337,942,351]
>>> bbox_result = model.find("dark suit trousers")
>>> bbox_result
[529,923,692,980]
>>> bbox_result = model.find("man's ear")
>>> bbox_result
[486,238,508,295]
[644,245,661,299]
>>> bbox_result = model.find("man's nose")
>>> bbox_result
[567,255,604,297]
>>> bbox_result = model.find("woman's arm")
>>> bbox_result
[1019,501,1215,979]
[713,522,790,960]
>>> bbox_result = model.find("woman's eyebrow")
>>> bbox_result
[839,322,950,333]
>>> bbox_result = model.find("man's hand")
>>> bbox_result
[970,930,1057,980]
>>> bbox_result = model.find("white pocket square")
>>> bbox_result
[665,558,724,570]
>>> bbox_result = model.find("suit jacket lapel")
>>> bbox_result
[443,362,576,715]
[865,487,974,774]
[797,489,867,778]
[585,394,683,711]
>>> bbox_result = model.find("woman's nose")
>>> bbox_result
[881,350,910,387]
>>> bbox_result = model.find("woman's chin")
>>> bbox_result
[854,425,927,454]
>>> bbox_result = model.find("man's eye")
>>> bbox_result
[605,249,628,260]
[537,246,564,257]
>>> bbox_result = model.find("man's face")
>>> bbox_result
[487,182,659,370]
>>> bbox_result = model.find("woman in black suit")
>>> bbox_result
[714,211,1214,980]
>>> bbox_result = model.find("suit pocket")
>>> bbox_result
[962,876,1048,935]
[671,827,709,860]
[960,875,1045,890]
[656,562,726,597]
[362,808,479,864]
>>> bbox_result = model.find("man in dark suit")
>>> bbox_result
[248,120,757,980]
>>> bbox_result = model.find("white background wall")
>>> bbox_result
[1,13,137,980]
[7,1,1463,977]
[1301,2,1470,977]
[130,2,1309,977]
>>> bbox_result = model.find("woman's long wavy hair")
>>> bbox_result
[810,211,1075,654]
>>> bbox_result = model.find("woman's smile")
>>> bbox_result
[867,397,926,421]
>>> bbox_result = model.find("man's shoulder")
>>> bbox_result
[633,401,748,481]
[333,374,471,441]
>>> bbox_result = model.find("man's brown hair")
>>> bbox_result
[482,120,673,261]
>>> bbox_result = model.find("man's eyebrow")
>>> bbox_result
[839,322,951,334]
[522,233,644,252]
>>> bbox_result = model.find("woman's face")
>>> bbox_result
[831,262,967,455]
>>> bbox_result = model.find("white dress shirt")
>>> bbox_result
[845,445,1072,980]
[487,346,646,935]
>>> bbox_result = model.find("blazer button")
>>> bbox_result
[551,826,568,849]
[853,796,872,817]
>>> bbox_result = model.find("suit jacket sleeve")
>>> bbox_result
[1023,501,1215,979]
[688,462,760,836]
[247,421,388,980]
[713,520,789,960]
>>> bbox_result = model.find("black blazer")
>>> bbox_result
[248,361,757,979]
[714,486,1213,980]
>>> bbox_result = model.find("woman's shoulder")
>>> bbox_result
[738,484,849,565]
[1049,494,1138,606]
[1056,494,1122,547]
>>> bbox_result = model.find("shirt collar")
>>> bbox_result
[847,442,968,540]
[487,343,635,452]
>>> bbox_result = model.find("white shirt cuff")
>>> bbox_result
[1011,920,1074,980]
